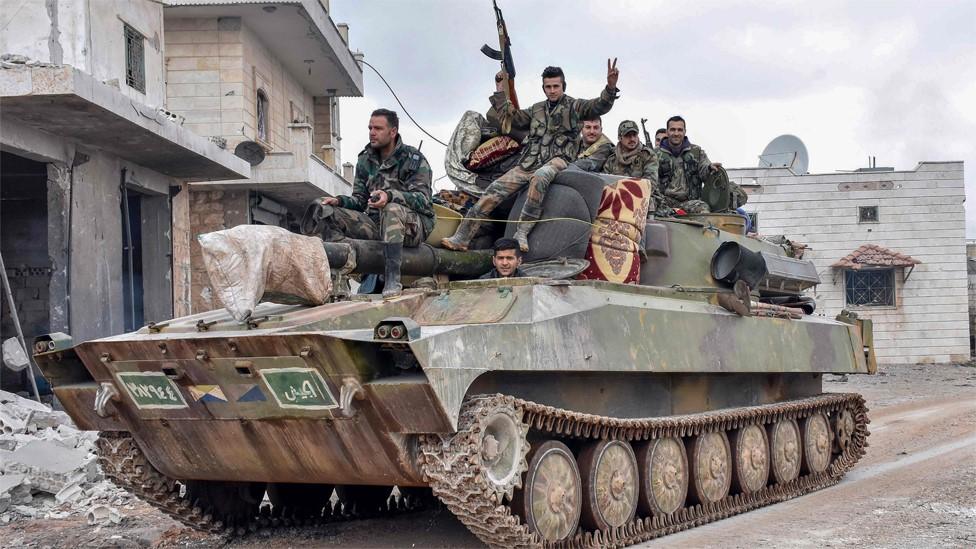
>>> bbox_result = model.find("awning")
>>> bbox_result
[0,66,250,181]
[831,243,921,281]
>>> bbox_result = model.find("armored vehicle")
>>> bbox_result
[33,170,874,547]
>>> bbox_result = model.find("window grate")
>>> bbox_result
[124,24,146,93]
[858,206,878,223]
[845,268,894,306]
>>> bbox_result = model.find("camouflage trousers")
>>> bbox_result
[470,157,569,220]
[323,203,425,246]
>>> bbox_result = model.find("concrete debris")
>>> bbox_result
[2,440,97,493]
[0,392,131,522]
[86,504,122,525]
[0,53,58,69]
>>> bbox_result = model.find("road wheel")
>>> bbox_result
[687,431,731,504]
[513,440,581,542]
[802,412,833,474]
[578,439,639,530]
[730,424,770,494]
[769,418,802,484]
[635,437,688,516]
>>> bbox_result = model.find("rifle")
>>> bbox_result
[640,118,652,147]
[481,0,519,111]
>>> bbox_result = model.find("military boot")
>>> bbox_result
[512,215,537,253]
[382,242,404,298]
[440,211,483,251]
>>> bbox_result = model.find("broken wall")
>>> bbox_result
[0,0,166,105]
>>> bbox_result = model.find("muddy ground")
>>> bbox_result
[2,362,974,549]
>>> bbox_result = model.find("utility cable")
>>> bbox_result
[358,59,448,147]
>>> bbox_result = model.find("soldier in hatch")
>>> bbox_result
[604,120,658,183]
[479,237,526,279]
[318,109,433,298]
[655,115,722,216]
[573,116,613,172]
[442,60,621,253]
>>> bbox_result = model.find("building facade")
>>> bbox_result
[0,0,251,391]
[729,161,969,364]
[161,0,363,315]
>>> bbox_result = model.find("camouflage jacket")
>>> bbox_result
[656,138,711,203]
[338,136,435,234]
[604,144,659,183]
[572,133,613,172]
[489,87,618,171]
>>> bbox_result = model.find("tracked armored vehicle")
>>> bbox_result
[33,171,875,547]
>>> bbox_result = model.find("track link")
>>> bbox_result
[94,434,430,537]
[419,393,869,548]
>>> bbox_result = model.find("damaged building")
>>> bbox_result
[0,0,363,392]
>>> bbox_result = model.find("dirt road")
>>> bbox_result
[2,363,974,548]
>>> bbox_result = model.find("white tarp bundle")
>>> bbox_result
[198,225,332,322]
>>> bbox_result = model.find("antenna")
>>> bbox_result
[758,135,809,174]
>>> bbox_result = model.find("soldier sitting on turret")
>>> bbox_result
[655,115,722,216]
[318,109,434,298]
[442,60,620,253]
[604,120,659,183]
[479,237,526,279]
[573,116,613,172]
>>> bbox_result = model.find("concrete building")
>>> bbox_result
[967,241,975,358]
[160,0,363,315]
[0,0,250,394]
[729,161,969,364]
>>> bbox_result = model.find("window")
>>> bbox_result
[845,268,895,307]
[256,90,269,142]
[858,206,879,223]
[124,24,146,93]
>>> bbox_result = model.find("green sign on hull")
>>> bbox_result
[117,372,188,409]
[259,367,338,410]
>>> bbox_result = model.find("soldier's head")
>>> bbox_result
[541,66,566,102]
[492,237,523,277]
[666,116,686,147]
[581,117,602,146]
[618,120,641,152]
[655,128,667,147]
[369,109,399,150]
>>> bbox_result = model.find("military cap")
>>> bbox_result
[618,120,639,137]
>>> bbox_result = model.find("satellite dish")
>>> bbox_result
[234,141,266,166]
[759,134,809,174]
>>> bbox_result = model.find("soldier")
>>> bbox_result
[654,128,667,148]
[479,237,526,279]
[604,120,659,183]
[573,116,613,172]
[655,115,722,215]
[319,109,433,298]
[442,60,620,253]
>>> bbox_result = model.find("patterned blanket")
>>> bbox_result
[577,178,651,284]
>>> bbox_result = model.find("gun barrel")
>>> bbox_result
[324,240,492,277]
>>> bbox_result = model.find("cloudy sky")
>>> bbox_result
[329,0,975,237]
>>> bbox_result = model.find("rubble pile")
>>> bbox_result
[0,390,131,524]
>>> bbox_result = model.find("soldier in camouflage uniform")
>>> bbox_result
[319,109,433,298]
[655,115,722,216]
[604,120,659,188]
[572,116,613,172]
[442,60,620,253]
